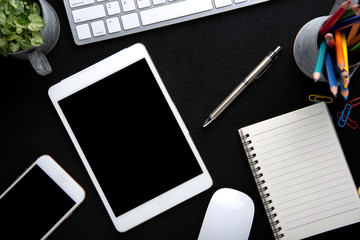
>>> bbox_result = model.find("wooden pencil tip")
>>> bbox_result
[313,72,321,81]
[330,87,338,98]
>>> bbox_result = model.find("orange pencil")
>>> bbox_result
[347,12,360,43]
[347,23,360,43]
[335,30,345,71]
[347,33,360,47]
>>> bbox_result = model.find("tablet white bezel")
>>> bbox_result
[48,43,212,232]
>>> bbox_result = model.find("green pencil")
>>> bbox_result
[350,41,360,51]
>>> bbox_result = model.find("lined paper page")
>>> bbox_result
[240,103,360,239]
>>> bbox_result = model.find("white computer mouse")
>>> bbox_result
[198,188,255,240]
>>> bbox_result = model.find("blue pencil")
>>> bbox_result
[340,81,349,100]
[325,51,338,97]
[329,14,360,32]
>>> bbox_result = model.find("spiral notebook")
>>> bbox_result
[238,102,360,239]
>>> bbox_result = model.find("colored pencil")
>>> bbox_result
[313,40,327,81]
[335,31,345,71]
[347,11,360,43]
[340,81,349,100]
[331,52,349,85]
[341,32,350,88]
[339,4,360,21]
[325,51,338,97]
[350,41,360,51]
[347,23,360,43]
[325,33,336,48]
[320,0,351,35]
[347,33,360,47]
[329,11,360,32]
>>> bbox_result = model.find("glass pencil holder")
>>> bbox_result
[293,0,360,84]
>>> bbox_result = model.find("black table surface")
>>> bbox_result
[1,0,360,239]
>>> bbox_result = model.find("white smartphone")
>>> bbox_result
[0,155,85,239]
[48,43,213,232]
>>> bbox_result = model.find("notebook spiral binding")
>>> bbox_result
[240,133,284,239]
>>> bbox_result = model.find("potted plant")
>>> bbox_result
[0,0,45,56]
[0,0,60,76]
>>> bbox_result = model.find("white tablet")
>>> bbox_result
[48,43,212,232]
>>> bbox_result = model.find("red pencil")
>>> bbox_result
[319,0,351,36]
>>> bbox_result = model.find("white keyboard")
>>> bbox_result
[63,0,269,45]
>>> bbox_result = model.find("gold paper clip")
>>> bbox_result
[345,96,360,108]
[308,94,333,103]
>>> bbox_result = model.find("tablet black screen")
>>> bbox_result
[59,58,203,217]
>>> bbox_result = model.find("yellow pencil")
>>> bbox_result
[341,32,350,88]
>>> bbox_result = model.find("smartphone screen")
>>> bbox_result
[0,164,76,239]
[58,58,203,217]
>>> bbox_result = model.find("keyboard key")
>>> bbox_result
[153,0,166,5]
[121,13,140,30]
[234,0,247,3]
[76,24,91,40]
[91,20,106,36]
[137,0,151,9]
[69,0,94,8]
[140,0,213,26]
[120,0,136,12]
[106,1,121,15]
[72,5,106,23]
[214,0,232,8]
[106,17,122,33]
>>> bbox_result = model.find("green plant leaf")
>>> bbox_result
[9,0,23,15]
[30,30,42,46]
[28,2,40,15]
[0,0,6,10]
[27,13,44,31]
[0,26,10,34]
[0,46,9,56]
[15,19,26,34]
[7,32,18,41]
[0,11,6,26]
[19,34,30,49]
[9,40,19,52]
[0,35,9,56]
[0,35,8,47]
[6,14,16,28]
[14,11,27,24]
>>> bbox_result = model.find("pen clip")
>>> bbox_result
[255,61,274,79]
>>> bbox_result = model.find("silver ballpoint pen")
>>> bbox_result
[202,46,281,128]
